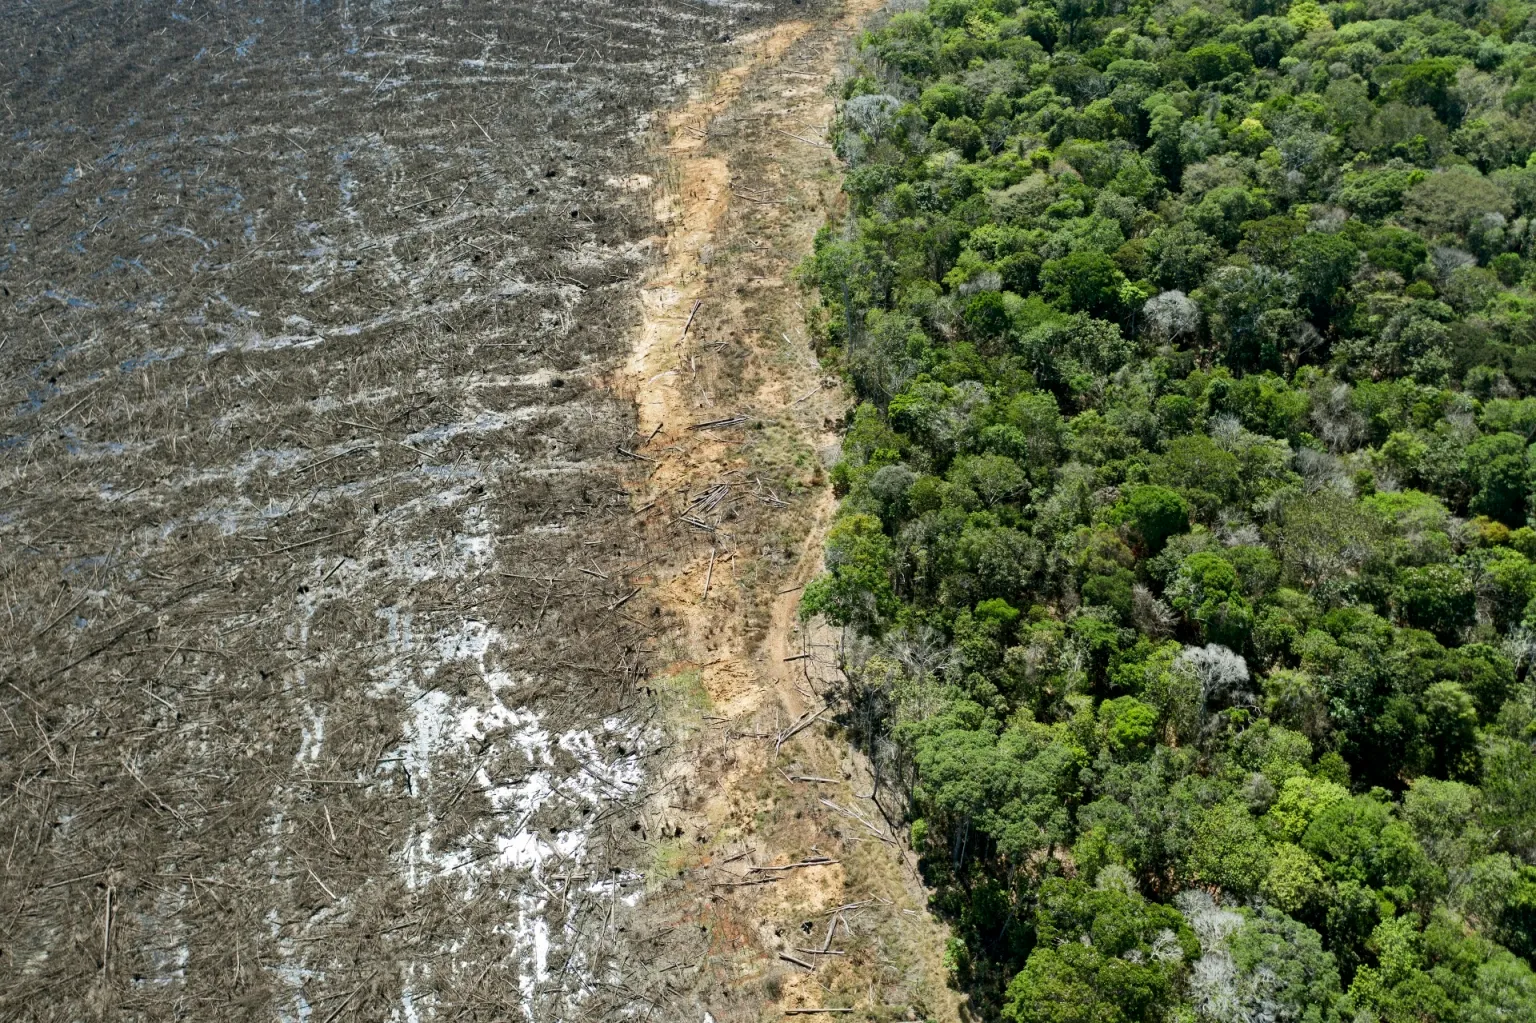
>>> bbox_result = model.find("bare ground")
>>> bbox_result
[0,0,817,1019]
[614,8,964,1021]
[0,1,955,1020]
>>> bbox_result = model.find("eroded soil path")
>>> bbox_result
[615,6,964,1020]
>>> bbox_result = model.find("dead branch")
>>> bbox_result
[747,857,837,873]
[774,706,828,754]
[783,1010,855,1015]
[607,588,641,611]
[818,798,897,845]
[679,299,702,341]
[773,127,828,148]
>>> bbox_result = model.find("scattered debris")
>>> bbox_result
[783,1010,855,1015]
[775,706,829,754]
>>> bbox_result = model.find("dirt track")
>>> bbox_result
[613,5,963,1019]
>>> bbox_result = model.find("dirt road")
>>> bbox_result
[616,7,962,1020]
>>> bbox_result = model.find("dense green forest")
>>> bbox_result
[800,0,1536,1018]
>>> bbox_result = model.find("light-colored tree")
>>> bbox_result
[1142,289,1201,345]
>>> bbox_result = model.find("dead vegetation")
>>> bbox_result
[0,0,813,1019]
[0,0,957,1020]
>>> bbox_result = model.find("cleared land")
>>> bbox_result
[0,0,804,1018]
[609,5,963,1020]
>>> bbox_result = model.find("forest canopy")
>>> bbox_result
[802,0,1536,1018]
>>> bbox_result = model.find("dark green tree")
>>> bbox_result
[1001,879,1196,1023]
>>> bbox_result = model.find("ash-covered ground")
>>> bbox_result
[0,0,800,1018]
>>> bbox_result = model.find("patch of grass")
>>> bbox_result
[655,668,710,714]
[650,838,694,885]
[748,420,821,493]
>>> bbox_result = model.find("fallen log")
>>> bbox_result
[747,857,838,873]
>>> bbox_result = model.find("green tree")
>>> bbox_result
[1465,431,1528,525]
[1111,485,1191,555]
[1228,908,1343,1023]
[1391,564,1475,644]
[1338,168,1427,221]
[1400,167,1513,239]
[1381,58,1465,126]
[1189,798,1272,898]
[800,513,897,630]
[1151,221,1223,291]
[1099,696,1158,757]
[1463,948,1536,1023]
[1001,879,1195,1023]
[1199,264,1299,373]
[1263,842,1330,918]
[1191,186,1271,248]
[948,453,1030,508]
[1152,434,1242,518]
[1401,778,1487,876]
[963,289,1011,342]
[919,81,970,120]
[1301,793,1437,901]
[1040,250,1128,321]
[1483,734,1536,862]
[1411,681,1480,781]
[1266,775,1351,843]
[1479,548,1536,632]
[1168,551,1254,649]
[1290,232,1360,322]
[1364,226,1429,277]
[1184,43,1254,84]
[1341,916,1456,1023]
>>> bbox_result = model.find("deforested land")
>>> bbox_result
[0,0,836,1018]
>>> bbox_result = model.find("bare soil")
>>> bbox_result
[614,8,964,1021]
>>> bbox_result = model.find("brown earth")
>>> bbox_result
[613,7,964,1021]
